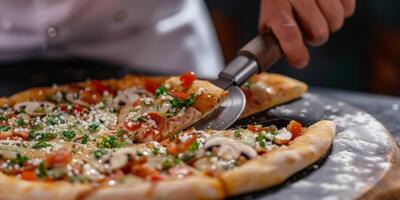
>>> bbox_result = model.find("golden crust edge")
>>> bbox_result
[220,120,335,196]
[84,176,225,200]
[240,72,308,118]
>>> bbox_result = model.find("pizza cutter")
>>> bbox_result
[194,31,283,130]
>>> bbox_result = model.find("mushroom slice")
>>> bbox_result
[112,88,141,110]
[89,147,137,173]
[274,128,293,145]
[14,101,55,116]
[65,92,90,107]
[204,137,257,160]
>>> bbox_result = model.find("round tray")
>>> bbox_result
[231,93,396,200]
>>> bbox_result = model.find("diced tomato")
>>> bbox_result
[247,125,261,132]
[0,130,13,140]
[144,79,162,94]
[166,134,196,155]
[171,91,189,101]
[72,104,85,115]
[166,143,179,155]
[45,150,71,167]
[180,71,197,88]
[21,170,37,181]
[150,173,164,182]
[12,129,29,140]
[59,104,68,112]
[147,112,165,134]
[287,120,303,139]
[124,121,141,132]
[243,88,253,99]
[80,89,102,104]
[91,80,114,96]
[131,99,141,108]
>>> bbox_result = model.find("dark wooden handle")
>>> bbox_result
[238,31,282,72]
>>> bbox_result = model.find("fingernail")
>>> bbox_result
[295,60,308,68]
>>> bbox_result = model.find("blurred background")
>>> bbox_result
[206,0,400,96]
[0,0,399,96]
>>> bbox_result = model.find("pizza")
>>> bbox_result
[0,72,335,200]
[241,73,308,118]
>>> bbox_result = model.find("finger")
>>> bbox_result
[339,0,356,17]
[317,0,345,32]
[268,9,310,68]
[259,0,309,68]
[290,0,330,46]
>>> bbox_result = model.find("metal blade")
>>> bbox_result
[193,86,246,130]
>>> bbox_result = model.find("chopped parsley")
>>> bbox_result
[93,149,107,159]
[45,115,64,125]
[115,129,125,137]
[152,147,160,155]
[62,130,76,140]
[161,157,181,170]
[8,153,28,168]
[15,118,25,126]
[32,140,52,149]
[0,115,8,121]
[81,134,89,144]
[256,134,266,148]
[36,162,47,178]
[170,93,196,108]
[97,136,125,149]
[88,123,99,132]
[188,140,199,152]
[155,85,168,96]
[234,129,243,137]
[0,126,10,132]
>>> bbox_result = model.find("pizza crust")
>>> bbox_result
[0,173,91,200]
[220,120,335,196]
[85,176,225,200]
[241,73,308,118]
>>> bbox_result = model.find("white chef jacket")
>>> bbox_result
[0,0,223,78]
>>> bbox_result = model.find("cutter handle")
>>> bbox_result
[238,31,282,72]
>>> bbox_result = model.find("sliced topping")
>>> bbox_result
[274,128,293,145]
[91,80,114,96]
[180,71,197,88]
[144,79,162,94]
[204,137,257,160]
[45,149,71,168]
[287,120,303,139]
[14,101,55,116]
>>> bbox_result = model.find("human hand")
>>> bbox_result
[259,0,356,68]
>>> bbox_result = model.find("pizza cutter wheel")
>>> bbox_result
[194,31,283,130]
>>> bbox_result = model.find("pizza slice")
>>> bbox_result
[6,72,228,143]
[241,72,308,118]
[0,117,334,199]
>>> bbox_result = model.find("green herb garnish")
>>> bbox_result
[0,115,8,121]
[0,126,10,132]
[170,93,196,108]
[155,85,168,96]
[81,134,89,144]
[88,123,99,132]
[62,130,76,140]
[32,140,52,149]
[188,140,199,152]
[36,162,47,178]
[152,147,160,155]
[97,136,125,149]
[15,118,25,126]
[8,153,28,167]
[93,149,107,159]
